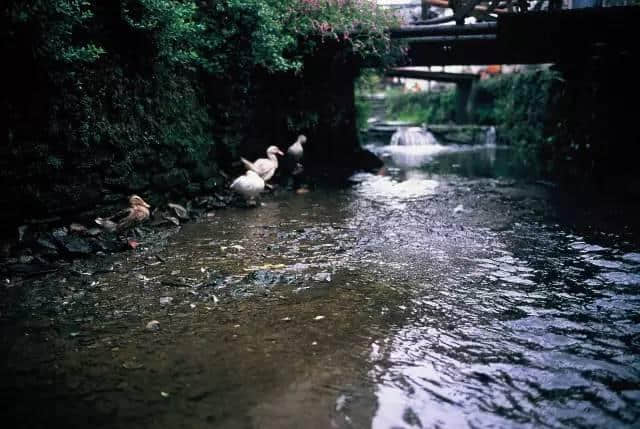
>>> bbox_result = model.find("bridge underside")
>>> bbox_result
[402,6,640,66]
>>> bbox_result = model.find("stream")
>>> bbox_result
[2,133,640,428]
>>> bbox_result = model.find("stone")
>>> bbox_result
[146,320,160,331]
[168,203,189,220]
[17,225,28,242]
[86,228,102,237]
[312,272,332,282]
[52,227,68,239]
[69,223,87,234]
[36,236,59,253]
[91,238,126,253]
[18,255,34,264]
[59,236,93,255]
[354,148,383,171]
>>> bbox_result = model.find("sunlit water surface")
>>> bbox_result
[2,137,639,428]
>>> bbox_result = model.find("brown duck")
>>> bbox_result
[95,195,151,232]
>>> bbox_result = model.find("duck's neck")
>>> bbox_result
[268,153,278,166]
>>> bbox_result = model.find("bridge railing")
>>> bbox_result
[381,0,638,26]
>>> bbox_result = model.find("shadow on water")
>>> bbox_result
[1,130,640,428]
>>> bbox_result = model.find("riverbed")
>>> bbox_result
[2,140,639,428]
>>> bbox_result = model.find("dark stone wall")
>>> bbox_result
[545,46,640,191]
[1,43,377,239]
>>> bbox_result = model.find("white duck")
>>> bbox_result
[240,145,284,182]
[230,170,265,205]
[286,135,306,162]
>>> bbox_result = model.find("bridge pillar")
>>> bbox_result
[421,0,430,20]
[455,80,473,124]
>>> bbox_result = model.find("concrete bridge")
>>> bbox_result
[382,2,640,123]
[388,3,640,66]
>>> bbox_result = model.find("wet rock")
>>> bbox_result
[17,225,28,242]
[187,389,211,402]
[69,223,87,234]
[168,203,189,220]
[91,237,126,253]
[246,270,281,286]
[58,236,93,255]
[312,272,332,282]
[159,297,173,305]
[35,236,59,254]
[18,255,34,264]
[146,320,160,331]
[52,227,68,239]
[354,148,384,171]
[163,216,180,226]
[122,361,144,370]
[86,228,102,237]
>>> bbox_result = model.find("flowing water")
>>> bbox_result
[2,134,640,428]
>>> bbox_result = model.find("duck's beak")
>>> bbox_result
[143,201,151,208]
[277,149,284,156]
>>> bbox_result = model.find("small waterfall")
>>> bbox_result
[485,126,496,147]
[390,127,438,146]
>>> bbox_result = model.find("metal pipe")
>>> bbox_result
[403,34,497,43]
[411,15,457,26]
[390,22,497,38]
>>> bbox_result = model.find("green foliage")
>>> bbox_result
[6,0,399,74]
[3,0,403,215]
[386,87,457,124]
[381,69,560,171]
[121,0,204,69]
[354,71,383,130]
[6,0,105,64]
[471,70,560,166]
[284,0,403,67]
